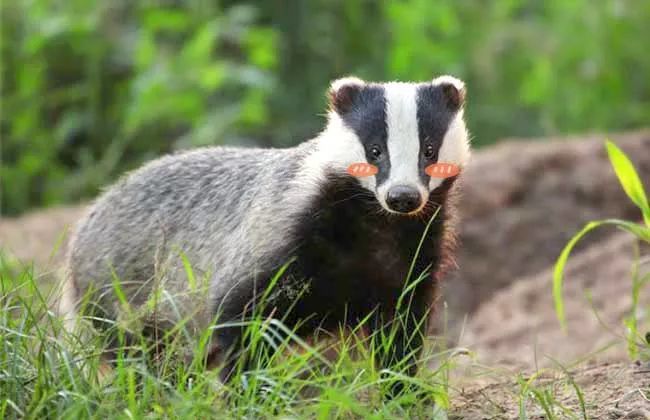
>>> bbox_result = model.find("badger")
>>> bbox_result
[62,75,470,395]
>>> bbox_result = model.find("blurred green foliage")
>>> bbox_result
[2,0,649,215]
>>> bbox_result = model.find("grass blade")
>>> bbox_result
[553,219,650,330]
[606,140,650,227]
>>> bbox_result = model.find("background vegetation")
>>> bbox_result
[2,0,650,215]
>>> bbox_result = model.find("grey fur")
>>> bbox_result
[67,141,317,335]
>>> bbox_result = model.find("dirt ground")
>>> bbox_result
[458,231,650,369]
[1,129,649,418]
[451,361,650,419]
[449,232,650,418]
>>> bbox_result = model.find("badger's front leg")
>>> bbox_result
[372,280,435,399]
[210,276,271,383]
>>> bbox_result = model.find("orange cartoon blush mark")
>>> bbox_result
[425,162,460,178]
[347,162,379,178]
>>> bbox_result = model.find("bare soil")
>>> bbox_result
[459,231,650,369]
[451,361,650,419]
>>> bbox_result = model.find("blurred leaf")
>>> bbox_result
[198,63,226,90]
[135,32,157,70]
[606,140,650,226]
[142,9,190,32]
[239,90,268,126]
[520,59,552,105]
[245,27,278,70]
[181,22,219,62]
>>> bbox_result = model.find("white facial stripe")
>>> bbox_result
[429,110,470,190]
[374,83,429,214]
[384,83,420,187]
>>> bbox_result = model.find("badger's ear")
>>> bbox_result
[328,77,365,114]
[433,75,466,110]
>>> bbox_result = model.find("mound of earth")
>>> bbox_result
[444,129,650,331]
[458,231,650,369]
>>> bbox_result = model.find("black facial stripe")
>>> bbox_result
[337,85,390,186]
[416,84,457,185]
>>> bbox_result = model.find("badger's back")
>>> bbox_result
[67,144,314,331]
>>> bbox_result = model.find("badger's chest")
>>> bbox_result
[270,175,446,330]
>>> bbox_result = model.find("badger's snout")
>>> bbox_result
[385,185,422,214]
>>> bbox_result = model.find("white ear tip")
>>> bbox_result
[330,76,365,91]
[432,75,465,90]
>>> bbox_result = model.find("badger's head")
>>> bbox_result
[318,76,470,215]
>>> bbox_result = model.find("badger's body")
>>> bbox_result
[65,76,470,389]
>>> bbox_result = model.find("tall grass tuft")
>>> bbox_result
[553,140,650,359]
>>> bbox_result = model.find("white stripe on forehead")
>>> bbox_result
[384,83,420,186]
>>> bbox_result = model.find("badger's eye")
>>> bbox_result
[370,145,382,160]
[423,143,436,159]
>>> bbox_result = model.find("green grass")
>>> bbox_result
[0,255,454,419]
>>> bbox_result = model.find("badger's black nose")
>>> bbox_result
[386,185,422,213]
